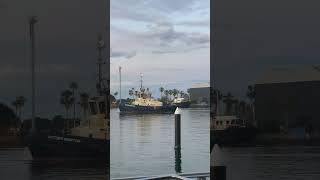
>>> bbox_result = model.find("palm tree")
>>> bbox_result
[11,96,27,120]
[113,92,118,99]
[212,89,222,114]
[159,87,164,98]
[172,89,179,99]
[129,89,134,99]
[246,85,255,105]
[79,92,89,117]
[179,91,184,98]
[239,100,247,119]
[246,85,256,125]
[168,90,173,101]
[223,92,237,115]
[11,100,19,117]
[17,96,26,120]
[60,90,74,119]
[69,82,78,122]
[164,90,169,103]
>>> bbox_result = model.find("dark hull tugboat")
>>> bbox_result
[26,22,109,161]
[119,103,176,114]
[27,96,110,161]
[211,115,257,147]
[118,73,176,114]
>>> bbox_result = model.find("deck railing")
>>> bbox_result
[112,172,210,180]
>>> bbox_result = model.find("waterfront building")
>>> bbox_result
[255,66,320,136]
[187,83,210,105]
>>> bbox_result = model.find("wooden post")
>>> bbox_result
[174,107,181,149]
[211,144,226,180]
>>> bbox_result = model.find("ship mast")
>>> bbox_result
[97,35,106,96]
[119,66,122,104]
[140,73,143,90]
[29,16,37,132]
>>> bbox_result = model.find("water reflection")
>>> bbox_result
[111,108,210,178]
[0,148,109,180]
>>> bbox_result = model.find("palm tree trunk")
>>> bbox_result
[19,107,22,121]
[73,90,76,128]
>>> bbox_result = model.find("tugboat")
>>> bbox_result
[28,96,109,160]
[173,97,191,108]
[26,22,109,161]
[118,73,176,114]
[211,115,257,147]
[211,90,257,147]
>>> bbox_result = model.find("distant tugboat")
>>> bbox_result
[119,73,176,114]
[211,90,257,147]
[173,97,191,108]
[211,116,257,147]
[27,21,109,161]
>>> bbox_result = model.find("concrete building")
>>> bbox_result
[255,66,320,136]
[187,83,210,105]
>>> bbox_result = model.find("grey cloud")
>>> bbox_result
[111,0,209,55]
[176,20,210,27]
[111,49,136,59]
[146,21,209,54]
[112,0,198,17]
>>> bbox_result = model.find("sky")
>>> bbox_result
[213,0,320,100]
[110,0,210,99]
[0,0,108,118]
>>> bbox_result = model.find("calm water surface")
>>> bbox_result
[110,108,210,178]
[222,146,320,180]
[0,148,108,180]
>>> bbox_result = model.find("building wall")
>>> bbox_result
[188,87,210,104]
[255,81,320,133]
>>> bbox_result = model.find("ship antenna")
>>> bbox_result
[29,16,38,132]
[119,66,122,104]
[140,73,143,90]
[97,35,106,96]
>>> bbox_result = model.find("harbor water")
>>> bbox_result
[110,108,210,179]
[221,146,320,180]
[0,148,108,180]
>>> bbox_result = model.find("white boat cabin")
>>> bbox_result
[71,96,109,140]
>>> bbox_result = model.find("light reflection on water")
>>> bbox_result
[110,108,210,179]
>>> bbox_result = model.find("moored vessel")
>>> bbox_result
[27,96,109,160]
[172,97,191,108]
[211,115,257,147]
[26,28,109,161]
[118,73,176,114]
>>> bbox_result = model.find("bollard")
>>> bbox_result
[211,144,226,180]
[174,107,181,149]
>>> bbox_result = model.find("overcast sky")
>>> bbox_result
[0,0,107,118]
[213,0,320,100]
[110,0,210,98]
